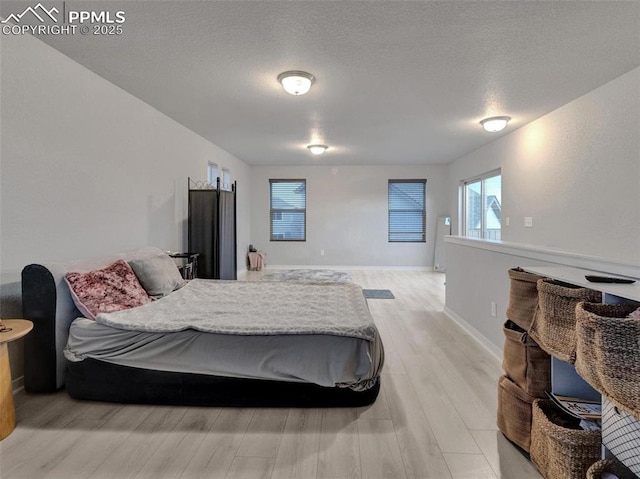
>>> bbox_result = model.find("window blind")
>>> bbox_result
[270,179,306,241]
[388,179,426,242]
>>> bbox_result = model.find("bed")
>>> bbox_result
[21,247,383,407]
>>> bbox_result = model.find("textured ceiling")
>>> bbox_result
[4,1,640,166]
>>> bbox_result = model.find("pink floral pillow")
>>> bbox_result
[65,259,151,320]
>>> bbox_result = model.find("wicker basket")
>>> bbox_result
[506,267,546,330]
[502,320,551,398]
[575,302,640,419]
[587,458,637,479]
[529,279,602,363]
[530,399,601,479]
[497,375,535,452]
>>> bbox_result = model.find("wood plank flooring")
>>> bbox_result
[1,270,540,478]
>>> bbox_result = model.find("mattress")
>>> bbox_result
[64,279,383,391]
[65,318,384,390]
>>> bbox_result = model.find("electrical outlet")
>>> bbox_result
[524,217,533,228]
[320,249,325,256]
[505,216,510,227]
[490,301,497,317]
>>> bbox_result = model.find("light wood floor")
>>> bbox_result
[1,270,540,479]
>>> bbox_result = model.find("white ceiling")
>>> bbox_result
[5,1,640,166]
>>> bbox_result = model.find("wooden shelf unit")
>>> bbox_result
[524,265,640,476]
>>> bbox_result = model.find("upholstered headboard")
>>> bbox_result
[21,246,165,392]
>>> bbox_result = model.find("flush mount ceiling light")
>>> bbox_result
[278,71,315,95]
[307,144,328,155]
[480,116,511,133]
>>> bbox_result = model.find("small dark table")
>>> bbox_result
[168,252,200,279]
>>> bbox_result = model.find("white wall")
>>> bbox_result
[444,241,543,357]
[445,67,640,354]
[448,67,640,263]
[250,165,449,267]
[0,31,250,378]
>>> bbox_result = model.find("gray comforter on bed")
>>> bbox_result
[67,279,384,390]
[96,279,377,341]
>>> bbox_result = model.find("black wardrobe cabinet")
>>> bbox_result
[187,177,237,280]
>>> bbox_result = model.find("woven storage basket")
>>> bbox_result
[502,320,551,398]
[530,399,601,479]
[506,267,546,330]
[575,302,640,419]
[587,458,637,479]
[529,279,602,363]
[497,375,535,452]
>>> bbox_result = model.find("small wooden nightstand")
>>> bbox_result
[1,319,33,440]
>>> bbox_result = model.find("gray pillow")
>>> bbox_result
[128,253,186,298]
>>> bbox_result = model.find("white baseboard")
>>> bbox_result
[443,306,502,361]
[266,265,433,271]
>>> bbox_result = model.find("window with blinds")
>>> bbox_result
[270,179,306,241]
[388,179,426,242]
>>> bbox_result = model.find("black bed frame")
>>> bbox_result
[66,359,380,407]
[21,252,380,408]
